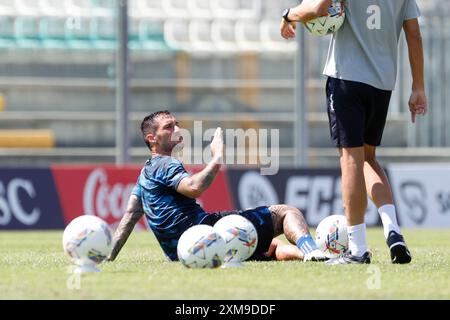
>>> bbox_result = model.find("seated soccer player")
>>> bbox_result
[107,111,327,262]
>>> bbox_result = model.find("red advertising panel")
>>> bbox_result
[51,165,144,230]
[51,165,234,229]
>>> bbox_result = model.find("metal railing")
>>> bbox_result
[0,0,448,167]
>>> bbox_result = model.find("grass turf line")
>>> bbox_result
[0,228,448,299]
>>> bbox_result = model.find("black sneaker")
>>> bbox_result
[325,251,371,265]
[387,231,412,264]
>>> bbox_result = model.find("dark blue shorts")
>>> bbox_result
[201,206,274,261]
[326,77,392,148]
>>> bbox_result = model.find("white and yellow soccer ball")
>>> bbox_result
[304,0,345,36]
[177,225,226,268]
[315,214,349,258]
[213,215,258,264]
[62,215,113,268]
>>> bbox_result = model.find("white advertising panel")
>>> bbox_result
[388,164,450,228]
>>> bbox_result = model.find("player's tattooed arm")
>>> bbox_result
[176,159,222,199]
[107,194,144,262]
[176,127,223,199]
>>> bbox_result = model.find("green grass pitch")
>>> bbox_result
[0,228,449,300]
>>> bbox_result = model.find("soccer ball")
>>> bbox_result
[177,225,226,268]
[213,215,258,263]
[62,215,113,267]
[304,0,345,36]
[315,214,349,258]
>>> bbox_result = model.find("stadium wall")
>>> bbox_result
[0,165,449,230]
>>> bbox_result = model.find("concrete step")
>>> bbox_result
[0,77,299,113]
[0,111,409,148]
[1,146,450,167]
[0,51,298,80]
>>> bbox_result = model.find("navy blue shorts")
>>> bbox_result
[326,77,392,148]
[202,206,274,261]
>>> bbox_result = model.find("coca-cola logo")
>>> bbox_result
[83,168,135,220]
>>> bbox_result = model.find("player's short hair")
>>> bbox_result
[140,110,172,149]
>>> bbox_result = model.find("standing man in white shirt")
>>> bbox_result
[280,0,427,264]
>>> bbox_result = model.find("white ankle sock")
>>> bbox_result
[347,223,368,257]
[378,204,401,239]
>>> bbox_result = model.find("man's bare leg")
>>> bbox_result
[363,144,400,237]
[339,147,369,257]
[326,147,372,265]
[265,238,303,261]
[268,205,326,261]
[363,144,411,264]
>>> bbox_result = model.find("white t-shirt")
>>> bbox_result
[323,0,421,91]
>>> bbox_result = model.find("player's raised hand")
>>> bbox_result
[409,90,428,123]
[210,127,224,162]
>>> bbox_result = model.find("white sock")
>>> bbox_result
[378,204,401,239]
[347,223,368,257]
